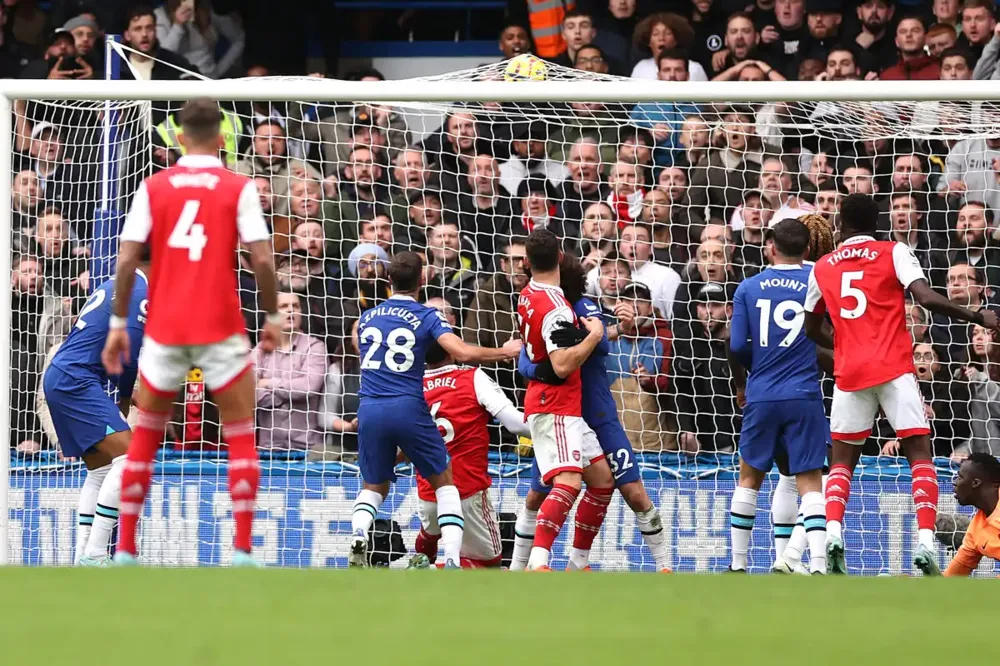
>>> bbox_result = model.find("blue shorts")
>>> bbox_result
[739,399,830,476]
[42,365,130,459]
[530,419,640,493]
[357,395,449,484]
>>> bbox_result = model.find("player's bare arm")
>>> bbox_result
[803,311,834,349]
[908,279,999,329]
[246,238,281,351]
[549,316,604,378]
[437,331,522,364]
[726,349,748,409]
[101,239,143,375]
[815,346,834,375]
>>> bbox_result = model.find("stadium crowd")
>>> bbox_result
[7,0,1000,462]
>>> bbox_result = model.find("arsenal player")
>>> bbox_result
[103,99,280,567]
[517,228,616,571]
[804,193,1000,576]
[410,341,531,568]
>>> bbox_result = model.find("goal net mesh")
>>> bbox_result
[6,56,997,575]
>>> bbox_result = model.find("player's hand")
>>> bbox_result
[580,316,604,339]
[260,318,281,353]
[736,387,747,409]
[880,439,901,456]
[549,320,588,348]
[534,358,565,385]
[979,309,999,330]
[101,329,131,376]
[614,301,636,333]
[501,336,523,359]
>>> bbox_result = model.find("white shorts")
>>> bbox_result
[419,491,502,564]
[830,373,930,443]
[139,334,252,396]
[528,413,603,483]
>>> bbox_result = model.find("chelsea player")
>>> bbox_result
[349,252,521,568]
[42,267,149,566]
[728,219,830,574]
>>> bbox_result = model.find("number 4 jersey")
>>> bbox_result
[119,154,269,346]
[805,236,924,391]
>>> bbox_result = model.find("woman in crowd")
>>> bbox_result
[154,0,245,78]
[629,12,707,81]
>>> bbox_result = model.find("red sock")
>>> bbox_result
[415,527,440,562]
[533,483,580,551]
[116,410,167,556]
[573,486,614,551]
[910,461,939,531]
[224,419,260,553]
[825,464,854,525]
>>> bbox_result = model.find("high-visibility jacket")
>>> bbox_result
[155,109,243,169]
[528,0,574,58]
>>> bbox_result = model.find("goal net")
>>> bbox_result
[4,58,995,575]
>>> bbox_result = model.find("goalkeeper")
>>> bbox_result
[943,453,1000,576]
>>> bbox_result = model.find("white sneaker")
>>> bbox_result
[348,529,368,568]
[771,557,794,574]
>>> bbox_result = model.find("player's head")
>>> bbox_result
[766,218,810,262]
[178,98,224,153]
[388,251,424,294]
[525,228,561,273]
[954,452,1000,507]
[559,253,587,304]
[425,339,451,368]
[838,193,880,238]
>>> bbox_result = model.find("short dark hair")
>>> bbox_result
[769,218,811,258]
[506,235,528,252]
[425,339,448,365]
[826,44,858,63]
[559,254,588,304]
[951,260,986,285]
[727,11,755,28]
[525,228,561,272]
[966,452,1000,484]
[388,251,423,292]
[962,199,994,224]
[345,67,385,81]
[179,99,222,143]
[940,47,972,66]
[840,193,880,236]
[562,8,592,23]
[656,48,688,67]
[253,118,285,135]
[125,4,155,27]
[574,43,605,61]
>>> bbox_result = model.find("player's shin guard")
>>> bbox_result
[783,514,807,567]
[635,506,670,571]
[568,486,613,570]
[224,419,260,554]
[910,461,939,549]
[772,475,798,559]
[825,464,853,541]
[84,455,125,560]
[530,484,580,570]
[75,463,108,565]
[434,485,464,566]
[352,488,383,539]
[117,410,168,556]
[415,527,441,563]
[800,491,827,573]
[730,487,758,571]
[509,507,537,571]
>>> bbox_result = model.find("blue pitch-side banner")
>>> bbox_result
[8,472,987,575]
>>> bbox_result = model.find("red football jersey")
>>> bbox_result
[417,365,515,501]
[516,279,582,417]
[119,155,269,346]
[805,236,925,391]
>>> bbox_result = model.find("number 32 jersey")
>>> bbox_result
[119,154,269,346]
[805,236,925,392]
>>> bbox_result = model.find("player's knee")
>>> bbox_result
[425,468,454,489]
[619,481,651,512]
[900,433,932,459]
[552,470,583,491]
[97,430,131,459]
[795,469,823,494]
[525,489,547,511]
[582,460,614,489]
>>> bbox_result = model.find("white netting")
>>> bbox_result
[6,57,999,575]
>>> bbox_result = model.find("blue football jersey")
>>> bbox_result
[49,270,149,397]
[730,263,822,403]
[358,295,453,399]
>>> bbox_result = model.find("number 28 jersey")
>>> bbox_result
[119,154,269,346]
[805,236,924,392]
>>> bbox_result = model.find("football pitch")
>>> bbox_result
[1,568,994,665]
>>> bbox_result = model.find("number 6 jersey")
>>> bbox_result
[119,154,269,345]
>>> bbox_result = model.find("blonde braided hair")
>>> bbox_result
[797,213,836,261]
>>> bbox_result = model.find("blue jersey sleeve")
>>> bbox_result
[518,347,538,380]
[729,283,752,367]
[574,298,609,357]
[424,307,454,340]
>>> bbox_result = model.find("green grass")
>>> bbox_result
[0,568,994,665]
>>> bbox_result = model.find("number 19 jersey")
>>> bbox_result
[119,154,269,346]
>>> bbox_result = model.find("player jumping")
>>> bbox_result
[727,218,831,574]
[516,229,617,571]
[42,266,149,566]
[804,193,1000,575]
[511,254,670,572]
[409,340,531,568]
[103,99,281,567]
[349,251,521,569]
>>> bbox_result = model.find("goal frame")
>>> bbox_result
[1,76,997,566]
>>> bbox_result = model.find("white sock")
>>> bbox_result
[783,514,806,567]
[827,520,843,541]
[918,528,936,550]
[567,547,590,570]
[730,487,758,571]
[75,464,109,565]
[84,455,125,559]
[351,489,383,541]
[434,485,464,565]
[527,546,550,570]
[636,506,670,570]
[801,491,827,573]
[772,475,798,559]
[510,507,537,571]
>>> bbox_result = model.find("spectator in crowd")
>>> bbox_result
[512,176,575,244]
[974,23,1000,78]
[333,145,391,255]
[394,190,443,253]
[571,42,611,73]
[935,0,962,31]
[671,281,739,455]
[282,177,337,256]
[673,237,739,321]
[657,164,705,248]
[424,220,479,314]
[274,247,333,337]
[675,115,711,170]
[554,10,604,70]
[499,120,569,197]
[458,153,515,264]
[630,12,708,81]
[235,120,322,216]
[630,49,700,168]
[947,201,1000,289]
[607,281,673,451]
[908,300,932,343]
[940,122,1000,211]
[292,219,341,292]
[119,4,198,104]
[959,0,996,62]
[932,262,994,362]
[65,15,100,60]
[814,184,842,228]
[616,126,655,174]
[424,110,479,196]
[153,0,244,78]
[11,170,40,246]
[320,318,361,458]
[913,48,975,134]
[24,122,94,240]
[801,0,844,65]
[335,104,409,171]
[606,159,646,226]
[758,0,809,78]
[707,12,760,79]
[593,0,637,66]
[961,325,1000,454]
[842,160,878,195]
[641,189,686,272]
[689,106,763,222]
[358,214,395,255]
[340,242,391,316]
[592,254,632,314]
[575,202,618,270]
[254,292,328,452]
[556,137,612,229]
[854,0,897,72]
[881,16,941,80]
[686,0,727,77]
[587,222,681,320]
[729,190,768,272]
[887,192,934,272]
[0,3,38,78]
[550,104,620,166]
[11,253,45,452]
[926,22,958,57]
[730,156,811,230]
[498,23,532,59]
[388,147,434,225]
[20,27,93,80]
